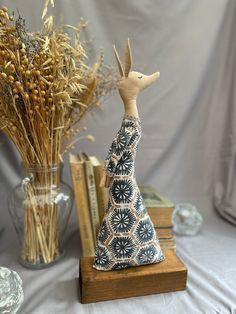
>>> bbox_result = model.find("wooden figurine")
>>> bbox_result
[93,39,165,271]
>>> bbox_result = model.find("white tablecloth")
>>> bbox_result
[0,196,235,314]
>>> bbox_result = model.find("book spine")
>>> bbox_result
[100,185,108,221]
[84,161,100,242]
[159,236,176,252]
[160,243,176,252]
[155,227,173,240]
[93,164,108,223]
[70,161,95,257]
[147,207,174,228]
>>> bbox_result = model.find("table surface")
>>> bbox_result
[0,196,236,314]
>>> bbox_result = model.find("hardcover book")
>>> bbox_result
[80,152,100,241]
[139,185,174,228]
[139,185,174,208]
[69,154,95,257]
[89,156,108,222]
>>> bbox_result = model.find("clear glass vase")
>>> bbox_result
[8,163,73,269]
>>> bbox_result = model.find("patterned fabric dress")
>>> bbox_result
[93,114,165,271]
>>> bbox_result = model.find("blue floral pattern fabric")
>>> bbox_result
[93,115,165,271]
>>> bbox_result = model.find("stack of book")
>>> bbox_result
[140,185,176,252]
[69,153,108,257]
[70,153,176,256]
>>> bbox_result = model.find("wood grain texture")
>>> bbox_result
[79,250,187,303]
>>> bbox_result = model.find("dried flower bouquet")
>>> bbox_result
[0,5,116,266]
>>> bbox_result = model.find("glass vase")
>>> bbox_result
[8,163,73,269]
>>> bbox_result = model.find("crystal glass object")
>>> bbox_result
[0,267,24,314]
[8,163,73,269]
[172,203,203,235]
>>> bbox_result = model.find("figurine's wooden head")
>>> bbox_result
[113,38,160,103]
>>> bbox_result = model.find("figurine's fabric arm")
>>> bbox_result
[104,126,134,178]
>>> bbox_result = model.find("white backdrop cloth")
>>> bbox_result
[0,0,236,313]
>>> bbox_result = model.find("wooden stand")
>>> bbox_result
[79,250,187,303]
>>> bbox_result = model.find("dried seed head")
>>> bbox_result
[2,6,8,12]
[9,64,15,72]
[22,58,28,65]
[15,81,21,87]
[87,134,95,142]
[18,66,24,72]
[24,93,29,100]
[8,75,14,82]
[0,72,7,79]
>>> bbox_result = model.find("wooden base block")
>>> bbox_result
[79,250,187,303]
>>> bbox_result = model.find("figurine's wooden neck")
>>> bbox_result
[123,98,139,118]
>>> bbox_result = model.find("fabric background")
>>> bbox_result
[0,0,236,313]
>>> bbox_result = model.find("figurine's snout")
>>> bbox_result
[151,71,160,81]
[143,71,160,90]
